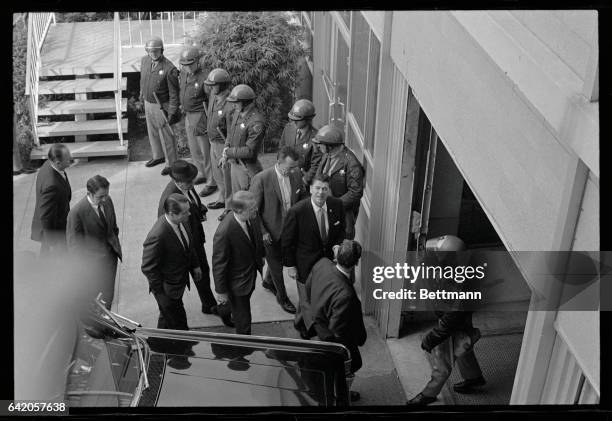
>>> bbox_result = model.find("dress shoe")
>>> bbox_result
[294,323,312,340]
[262,282,277,294]
[220,314,235,328]
[207,201,225,210]
[406,393,437,406]
[278,297,296,314]
[161,166,171,176]
[453,376,486,394]
[202,305,218,315]
[199,185,218,197]
[218,209,231,221]
[350,391,361,402]
[145,157,165,167]
[194,176,207,185]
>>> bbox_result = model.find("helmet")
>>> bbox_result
[313,125,344,145]
[425,235,466,252]
[288,99,316,121]
[227,84,256,102]
[204,68,231,85]
[179,46,200,65]
[145,37,164,51]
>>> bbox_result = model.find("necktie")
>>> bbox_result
[295,129,301,144]
[63,171,69,185]
[280,176,291,211]
[187,189,197,206]
[151,60,158,70]
[98,205,108,231]
[318,207,328,244]
[178,223,189,251]
[246,220,256,247]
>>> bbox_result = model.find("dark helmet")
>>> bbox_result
[204,68,231,85]
[425,235,466,252]
[179,46,200,65]
[145,37,164,51]
[313,125,344,145]
[227,84,256,102]
[288,99,316,121]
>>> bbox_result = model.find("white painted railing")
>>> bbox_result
[119,11,203,47]
[113,12,124,145]
[25,12,55,147]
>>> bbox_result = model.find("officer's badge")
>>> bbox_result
[195,82,199,88]
[339,169,346,175]
[159,70,164,75]
[302,143,308,149]
[240,123,246,129]
[218,110,223,116]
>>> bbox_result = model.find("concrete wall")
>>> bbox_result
[362,11,384,41]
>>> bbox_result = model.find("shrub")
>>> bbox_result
[13,13,35,165]
[192,12,306,151]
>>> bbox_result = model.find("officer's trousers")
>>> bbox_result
[144,101,177,165]
[229,161,251,192]
[210,141,231,205]
[184,111,215,187]
[421,331,484,398]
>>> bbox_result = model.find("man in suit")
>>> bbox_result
[66,175,122,309]
[31,143,73,256]
[249,146,308,314]
[307,240,367,402]
[313,125,364,240]
[212,191,265,335]
[142,194,202,330]
[281,173,345,338]
[280,99,321,185]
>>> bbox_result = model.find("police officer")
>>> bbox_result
[280,99,320,185]
[140,37,181,175]
[203,68,234,209]
[221,84,265,194]
[178,46,217,195]
[313,125,364,240]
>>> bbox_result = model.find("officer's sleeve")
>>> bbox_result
[226,121,265,159]
[167,67,180,117]
[304,145,322,185]
[339,157,364,209]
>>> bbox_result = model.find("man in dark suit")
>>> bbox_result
[66,175,122,309]
[212,191,265,335]
[249,147,308,314]
[31,143,73,256]
[157,160,225,320]
[142,194,202,330]
[281,173,345,338]
[307,240,366,402]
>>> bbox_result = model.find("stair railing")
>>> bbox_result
[24,12,55,147]
[120,12,202,47]
[113,12,124,146]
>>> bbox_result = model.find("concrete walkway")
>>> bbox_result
[13,156,298,329]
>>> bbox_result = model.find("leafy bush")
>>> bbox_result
[55,12,114,23]
[192,12,306,151]
[13,13,34,165]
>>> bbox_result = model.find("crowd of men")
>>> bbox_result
[26,37,485,405]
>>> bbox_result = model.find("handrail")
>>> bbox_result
[24,12,54,147]
[113,12,124,146]
[119,11,201,47]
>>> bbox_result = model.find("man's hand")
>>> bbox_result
[216,292,229,304]
[218,156,227,168]
[192,267,202,282]
[222,147,229,159]
[285,266,298,280]
[263,233,273,246]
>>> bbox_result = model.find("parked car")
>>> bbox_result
[61,296,352,407]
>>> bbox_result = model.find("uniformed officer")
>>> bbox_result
[313,125,364,240]
[280,99,321,186]
[178,46,217,195]
[203,68,234,209]
[140,37,181,175]
[221,84,266,194]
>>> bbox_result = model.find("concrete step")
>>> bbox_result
[30,140,129,160]
[38,77,127,95]
[37,118,128,137]
[38,98,127,116]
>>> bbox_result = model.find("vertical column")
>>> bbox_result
[74,75,89,143]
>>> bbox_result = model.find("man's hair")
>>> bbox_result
[277,146,299,162]
[311,173,331,186]
[229,190,255,213]
[86,175,110,194]
[48,143,68,161]
[336,239,362,268]
[164,193,190,215]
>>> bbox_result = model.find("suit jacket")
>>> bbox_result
[249,166,308,243]
[316,146,364,214]
[66,196,122,261]
[280,122,321,183]
[142,215,199,299]
[212,212,265,296]
[30,160,72,245]
[307,257,367,373]
[281,196,345,283]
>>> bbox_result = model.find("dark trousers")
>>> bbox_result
[39,230,67,257]
[194,249,218,311]
[95,252,118,310]
[263,241,288,300]
[155,292,189,330]
[228,291,253,335]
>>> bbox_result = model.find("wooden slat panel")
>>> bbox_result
[39,78,127,94]
[37,118,128,137]
[29,140,129,160]
[38,98,127,116]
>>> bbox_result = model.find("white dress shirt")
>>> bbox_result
[274,164,292,211]
[87,195,104,219]
[311,199,328,237]
[233,213,251,240]
[164,214,189,248]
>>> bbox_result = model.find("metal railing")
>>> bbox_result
[25,12,55,146]
[113,12,124,145]
[119,11,203,47]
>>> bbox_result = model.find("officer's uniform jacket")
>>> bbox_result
[140,55,180,117]
[224,102,266,175]
[316,145,364,214]
[280,122,321,184]
[179,68,208,134]
[206,88,233,144]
